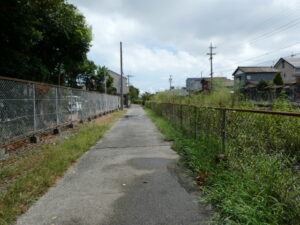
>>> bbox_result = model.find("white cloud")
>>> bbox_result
[70,0,300,92]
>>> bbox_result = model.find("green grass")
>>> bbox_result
[0,111,124,225]
[145,108,300,225]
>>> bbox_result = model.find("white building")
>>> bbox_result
[108,70,129,95]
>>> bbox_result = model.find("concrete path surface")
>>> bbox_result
[16,105,212,225]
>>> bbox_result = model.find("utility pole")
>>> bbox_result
[104,75,107,111]
[120,42,124,110]
[127,74,134,86]
[169,75,173,90]
[207,42,216,90]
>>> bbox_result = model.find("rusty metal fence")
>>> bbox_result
[146,102,300,161]
[0,76,120,144]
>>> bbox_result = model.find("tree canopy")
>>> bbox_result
[0,0,110,91]
[256,80,269,91]
[273,72,284,85]
[141,92,153,105]
[129,85,140,102]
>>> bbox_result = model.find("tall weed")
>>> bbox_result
[146,106,300,225]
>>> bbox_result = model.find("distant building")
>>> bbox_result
[274,58,300,101]
[186,78,202,91]
[233,67,279,88]
[274,57,300,84]
[108,70,129,95]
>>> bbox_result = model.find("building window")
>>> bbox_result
[284,73,286,77]
[282,61,285,68]
[246,75,251,80]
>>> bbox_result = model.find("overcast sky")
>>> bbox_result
[70,0,300,92]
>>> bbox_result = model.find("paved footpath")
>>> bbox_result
[17,105,212,225]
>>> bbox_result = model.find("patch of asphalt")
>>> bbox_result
[16,105,212,225]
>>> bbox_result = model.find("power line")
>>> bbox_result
[251,52,300,66]
[215,51,300,76]
[240,41,300,63]
[254,7,300,29]
[214,40,300,73]
[217,4,300,50]
[249,2,300,32]
[120,41,124,110]
[249,17,300,44]
[216,40,300,72]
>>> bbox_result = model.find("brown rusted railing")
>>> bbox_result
[146,101,300,162]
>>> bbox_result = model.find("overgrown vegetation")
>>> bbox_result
[151,88,300,112]
[140,92,154,105]
[0,111,124,224]
[152,88,240,107]
[145,104,300,225]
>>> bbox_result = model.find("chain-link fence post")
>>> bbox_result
[53,87,60,134]
[55,87,59,126]
[33,84,37,133]
[221,109,227,153]
[29,83,39,143]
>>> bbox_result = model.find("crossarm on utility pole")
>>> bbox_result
[206,43,216,90]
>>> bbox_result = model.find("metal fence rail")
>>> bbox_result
[0,77,120,144]
[146,102,300,162]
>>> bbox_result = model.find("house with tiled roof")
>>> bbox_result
[232,66,279,88]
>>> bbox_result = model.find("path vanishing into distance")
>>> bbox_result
[16,105,212,225]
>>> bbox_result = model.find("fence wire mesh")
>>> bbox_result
[0,77,120,143]
[146,102,300,162]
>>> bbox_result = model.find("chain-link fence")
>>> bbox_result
[146,102,300,162]
[0,77,120,144]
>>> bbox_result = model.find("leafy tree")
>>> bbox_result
[141,92,153,105]
[0,0,119,96]
[256,80,269,92]
[273,72,284,85]
[106,77,117,94]
[129,85,140,102]
[78,59,97,89]
[93,66,113,93]
[0,0,91,86]
[0,0,43,78]
[79,63,115,94]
